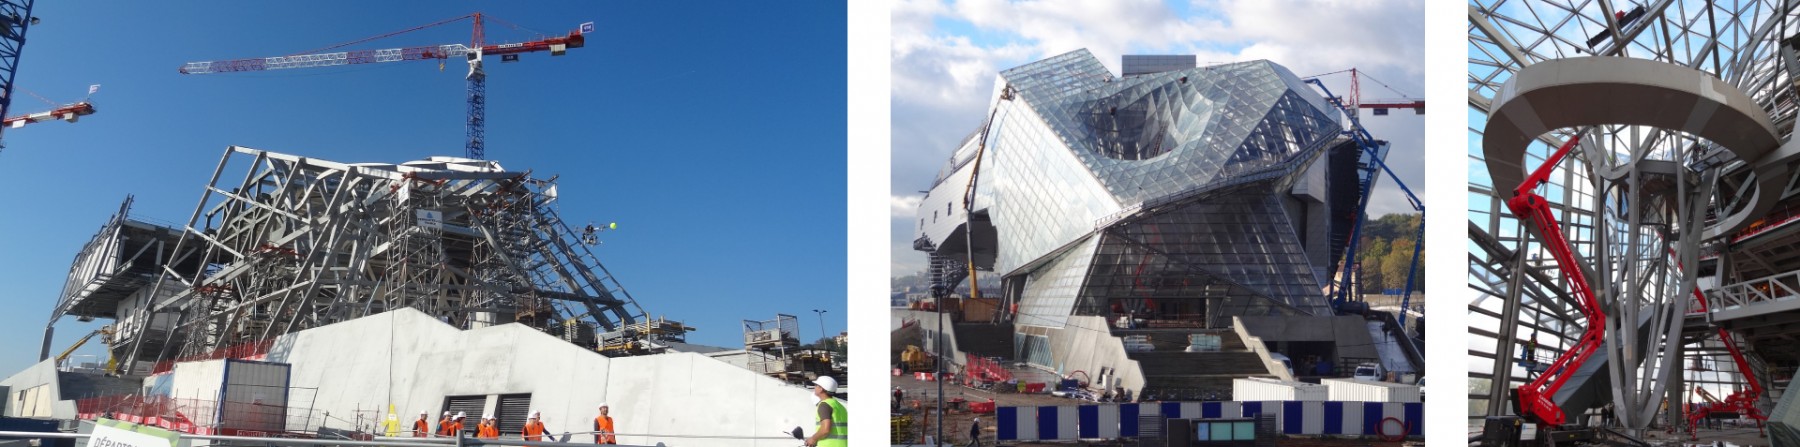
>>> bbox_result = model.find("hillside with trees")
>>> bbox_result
[1352,213,1424,293]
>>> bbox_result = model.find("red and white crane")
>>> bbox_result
[178,13,588,160]
[2,100,91,129]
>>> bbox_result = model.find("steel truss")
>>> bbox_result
[109,146,645,373]
[1470,0,1800,436]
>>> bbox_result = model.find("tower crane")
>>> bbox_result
[178,13,588,160]
[1302,69,1425,332]
[3,100,92,129]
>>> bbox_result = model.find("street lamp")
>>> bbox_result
[810,309,829,350]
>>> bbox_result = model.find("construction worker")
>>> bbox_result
[593,403,616,444]
[523,411,547,441]
[439,412,460,436]
[804,376,847,447]
[968,417,982,447]
[413,411,431,437]
[477,414,500,439]
[437,411,453,436]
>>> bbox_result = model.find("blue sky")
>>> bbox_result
[0,1,846,374]
[889,0,1424,275]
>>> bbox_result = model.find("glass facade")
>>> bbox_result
[936,49,1345,329]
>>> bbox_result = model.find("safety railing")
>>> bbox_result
[1706,269,1800,321]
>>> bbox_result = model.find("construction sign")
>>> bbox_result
[90,419,180,447]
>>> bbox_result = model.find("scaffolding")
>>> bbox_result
[69,146,648,374]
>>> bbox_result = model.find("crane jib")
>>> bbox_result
[180,44,473,74]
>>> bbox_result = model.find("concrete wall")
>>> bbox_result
[0,359,74,419]
[261,308,819,447]
[894,309,967,369]
[1027,316,1146,396]
[903,310,1149,396]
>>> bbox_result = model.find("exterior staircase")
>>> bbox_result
[1121,329,1271,401]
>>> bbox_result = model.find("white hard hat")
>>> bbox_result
[530,411,541,418]
[814,376,838,393]
[420,411,428,416]
[598,402,609,408]
[455,412,466,419]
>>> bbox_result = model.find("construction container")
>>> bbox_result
[1185,334,1222,352]
[1233,377,1327,401]
[1123,335,1155,352]
[1321,378,1422,403]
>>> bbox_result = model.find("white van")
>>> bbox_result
[1352,362,1384,381]
[1269,353,1295,377]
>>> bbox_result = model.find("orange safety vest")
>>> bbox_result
[593,416,615,444]
[524,421,546,441]
[446,421,464,436]
[478,421,499,439]
[436,418,451,436]
[413,419,430,437]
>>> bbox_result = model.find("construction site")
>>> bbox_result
[1468,1,1800,445]
[0,4,846,447]
[891,51,1426,445]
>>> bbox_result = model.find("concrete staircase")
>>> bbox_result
[1122,330,1271,400]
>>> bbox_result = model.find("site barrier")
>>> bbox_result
[965,353,1012,383]
[994,400,1423,441]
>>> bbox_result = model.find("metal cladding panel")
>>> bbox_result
[219,359,290,432]
[996,406,1019,441]
[1321,378,1422,402]
[495,394,532,434]
[1339,401,1364,435]
[1095,404,1120,439]
[443,395,485,435]
[1322,401,1343,434]
[1118,403,1139,436]
[1015,405,1039,441]
[1056,405,1078,440]
[1234,378,1327,401]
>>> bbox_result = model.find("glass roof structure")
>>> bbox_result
[936,49,1344,330]
[1467,0,1800,432]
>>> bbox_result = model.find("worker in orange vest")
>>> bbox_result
[593,403,616,444]
[445,412,467,437]
[413,411,431,437]
[477,414,501,439]
[523,411,548,441]
[436,411,453,437]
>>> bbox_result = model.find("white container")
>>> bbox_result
[1321,378,1423,403]
[1233,377,1327,401]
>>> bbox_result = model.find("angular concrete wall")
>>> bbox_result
[1030,316,1146,396]
[261,308,821,447]
[0,359,77,419]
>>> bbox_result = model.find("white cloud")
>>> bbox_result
[891,194,924,217]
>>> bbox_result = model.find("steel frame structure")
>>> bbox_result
[1469,0,1800,436]
[101,146,645,374]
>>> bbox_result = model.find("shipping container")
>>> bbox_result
[1321,378,1422,403]
[1232,377,1327,401]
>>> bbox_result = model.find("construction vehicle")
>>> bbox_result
[54,326,113,370]
[1682,288,1768,439]
[178,13,587,160]
[1490,134,1611,443]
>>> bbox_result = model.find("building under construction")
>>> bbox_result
[1468,1,1800,444]
[48,146,659,374]
[2,147,823,446]
[896,50,1424,431]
